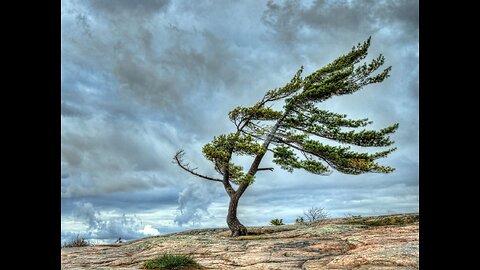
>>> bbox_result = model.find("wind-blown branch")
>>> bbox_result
[173,150,223,182]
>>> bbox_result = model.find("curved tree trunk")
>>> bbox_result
[227,195,247,237]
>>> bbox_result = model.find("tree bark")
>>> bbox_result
[226,194,247,237]
[225,112,291,237]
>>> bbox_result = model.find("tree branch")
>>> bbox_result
[237,99,269,132]
[257,167,274,171]
[174,150,223,182]
[271,135,338,170]
[236,112,292,198]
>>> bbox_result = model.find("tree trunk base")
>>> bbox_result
[227,195,248,237]
[230,225,247,237]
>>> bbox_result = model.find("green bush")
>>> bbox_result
[62,234,90,248]
[295,216,305,225]
[270,218,284,226]
[143,254,202,269]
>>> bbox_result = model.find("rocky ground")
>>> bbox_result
[61,213,419,269]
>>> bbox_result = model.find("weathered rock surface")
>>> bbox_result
[61,213,418,269]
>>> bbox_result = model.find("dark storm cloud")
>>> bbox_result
[61,0,418,242]
[62,0,252,136]
[110,29,243,120]
[61,188,179,215]
[61,115,182,198]
[262,0,418,42]
[87,0,170,17]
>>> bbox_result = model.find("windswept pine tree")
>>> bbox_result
[174,38,398,237]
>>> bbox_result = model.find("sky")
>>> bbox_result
[61,0,419,244]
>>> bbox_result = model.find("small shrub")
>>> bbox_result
[304,207,328,223]
[295,216,305,225]
[143,254,202,269]
[62,234,90,248]
[344,213,362,219]
[270,218,284,226]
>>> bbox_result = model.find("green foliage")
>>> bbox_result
[284,104,373,129]
[295,216,305,225]
[295,38,391,105]
[272,145,330,175]
[283,106,399,147]
[270,218,284,226]
[272,145,301,172]
[62,234,90,248]
[261,38,396,178]
[229,106,283,124]
[202,133,264,163]
[264,66,305,102]
[178,37,397,194]
[202,133,263,184]
[142,254,202,269]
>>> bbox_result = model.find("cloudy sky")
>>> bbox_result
[61,0,418,244]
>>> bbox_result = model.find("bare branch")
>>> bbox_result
[257,167,274,171]
[173,150,223,182]
[304,207,329,223]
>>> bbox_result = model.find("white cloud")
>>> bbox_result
[138,225,160,236]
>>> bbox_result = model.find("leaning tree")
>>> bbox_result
[174,38,398,237]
